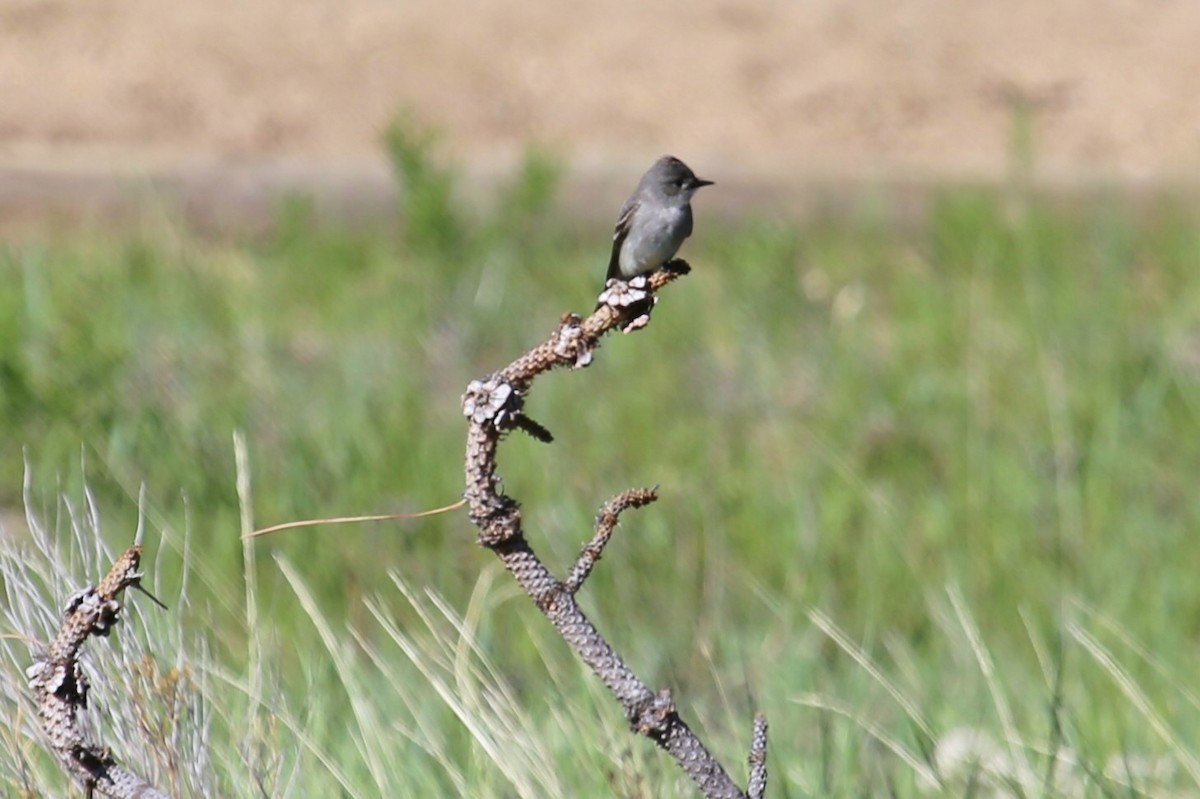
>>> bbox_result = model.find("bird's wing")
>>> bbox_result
[605,197,639,282]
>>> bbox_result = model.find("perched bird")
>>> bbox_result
[604,155,713,285]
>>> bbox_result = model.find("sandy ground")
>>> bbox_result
[3,0,1200,225]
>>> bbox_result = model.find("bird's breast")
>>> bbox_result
[618,204,691,277]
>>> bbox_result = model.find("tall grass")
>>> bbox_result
[2,130,1200,793]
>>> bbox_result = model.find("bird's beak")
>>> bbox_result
[692,177,715,188]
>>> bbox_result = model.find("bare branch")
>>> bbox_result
[748,713,769,799]
[26,545,172,799]
[566,487,658,594]
[462,262,767,798]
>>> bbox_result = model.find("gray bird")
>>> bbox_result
[604,155,713,284]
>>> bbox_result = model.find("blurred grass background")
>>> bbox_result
[3,124,1200,795]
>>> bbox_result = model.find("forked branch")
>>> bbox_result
[461,262,769,799]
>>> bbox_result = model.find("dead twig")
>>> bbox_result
[461,261,769,799]
[26,545,172,799]
[565,486,659,594]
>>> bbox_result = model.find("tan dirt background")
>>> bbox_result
[4,0,1200,224]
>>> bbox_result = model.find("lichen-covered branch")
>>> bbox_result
[26,545,172,799]
[461,262,768,799]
